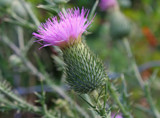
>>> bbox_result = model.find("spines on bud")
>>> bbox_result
[62,42,107,93]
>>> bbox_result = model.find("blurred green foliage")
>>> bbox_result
[0,0,160,118]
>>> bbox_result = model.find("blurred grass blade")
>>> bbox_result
[89,0,99,21]
[54,0,70,4]
[18,0,40,26]
[3,18,36,30]
[37,4,59,14]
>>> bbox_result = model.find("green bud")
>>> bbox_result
[9,54,22,67]
[11,0,27,18]
[62,41,107,93]
[108,10,131,39]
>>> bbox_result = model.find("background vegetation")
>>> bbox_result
[0,0,160,118]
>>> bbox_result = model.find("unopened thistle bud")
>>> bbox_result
[108,10,131,39]
[99,0,118,11]
[33,8,107,93]
[99,0,131,39]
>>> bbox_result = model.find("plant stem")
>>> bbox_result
[102,82,108,117]
[0,85,40,113]
[134,104,153,116]
[84,94,97,117]
[3,18,36,30]
[123,38,144,88]
[123,38,160,118]
[108,84,133,118]
[17,26,24,50]
[19,0,40,26]
[0,36,90,118]
[89,0,99,21]
[40,80,53,118]
[144,83,160,118]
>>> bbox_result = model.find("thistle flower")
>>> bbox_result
[111,113,123,118]
[33,8,91,48]
[33,8,107,93]
[99,0,118,11]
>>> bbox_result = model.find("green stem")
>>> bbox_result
[0,86,40,113]
[144,83,160,118]
[108,84,133,118]
[80,93,108,117]
[123,38,144,88]
[1,35,90,118]
[44,78,90,118]
[84,94,97,117]
[40,80,54,118]
[17,26,24,50]
[3,18,36,30]
[89,0,99,21]
[102,82,108,117]
[123,38,160,118]
[18,0,40,26]
[134,104,153,116]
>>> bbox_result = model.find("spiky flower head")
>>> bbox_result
[33,8,107,93]
[99,0,118,11]
[33,8,92,48]
[63,42,107,93]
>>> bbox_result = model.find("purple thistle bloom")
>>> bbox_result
[33,8,93,48]
[111,113,123,118]
[99,0,117,11]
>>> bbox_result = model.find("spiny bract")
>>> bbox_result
[63,42,107,93]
